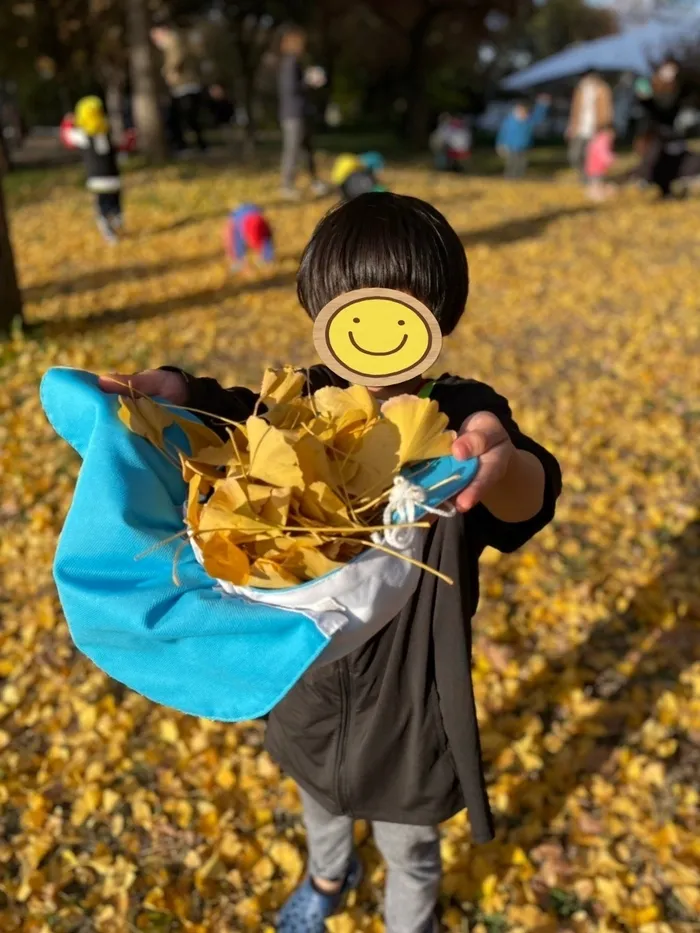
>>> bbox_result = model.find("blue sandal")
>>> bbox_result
[277,854,363,932]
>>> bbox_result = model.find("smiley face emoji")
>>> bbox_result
[313,288,443,386]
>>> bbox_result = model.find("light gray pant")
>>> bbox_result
[300,787,440,933]
[504,150,528,179]
[280,117,317,189]
[568,136,591,183]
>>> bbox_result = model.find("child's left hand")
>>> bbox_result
[451,411,516,513]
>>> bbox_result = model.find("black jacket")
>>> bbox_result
[177,365,562,841]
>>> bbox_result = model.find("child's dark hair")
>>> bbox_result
[297,192,469,336]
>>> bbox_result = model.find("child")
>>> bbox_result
[585,124,616,201]
[60,96,127,244]
[429,114,471,172]
[224,204,274,273]
[100,192,561,933]
[331,151,386,201]
[496,94,550,179]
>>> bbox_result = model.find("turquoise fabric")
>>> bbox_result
[40,368,329,722]
[40,368,478,722]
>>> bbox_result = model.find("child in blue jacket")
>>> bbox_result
[496,94,550,178]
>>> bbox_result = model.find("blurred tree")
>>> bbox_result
[126,0,166,159]
[0,174,23,336]
[527,0,617,59]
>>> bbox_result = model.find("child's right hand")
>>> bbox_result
[98,369,188,405]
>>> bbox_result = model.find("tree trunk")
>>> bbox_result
[0,177,23,336]
[402,10,434,146]
[126,0,166,161]
[105,74,125,139]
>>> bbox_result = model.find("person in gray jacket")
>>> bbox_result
[278,26,328,199]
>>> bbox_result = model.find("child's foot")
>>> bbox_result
[97,217,118,244]
[280,186,302,201]
[276,854,362,932]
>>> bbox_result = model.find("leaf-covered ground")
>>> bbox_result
[1,160,699,933]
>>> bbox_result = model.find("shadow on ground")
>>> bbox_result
[23,250,224,303]
[459,205,595,249]
[478,517,699,863]
[26,270,297,338]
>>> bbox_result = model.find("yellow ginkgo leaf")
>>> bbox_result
[246,416,303,488]
[170,414,226,458]
[118,396,174,450]
[259,366,306,407]
[380,395,455,465]
[200,533,250,585]
[314,384,379,425]
[248,558,301,589]
[299,481,350,525]
[344,420,400,498]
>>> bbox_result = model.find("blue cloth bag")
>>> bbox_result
[40,368,477,722]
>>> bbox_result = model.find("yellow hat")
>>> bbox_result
[75,96,109,136]
[331,153,362,187]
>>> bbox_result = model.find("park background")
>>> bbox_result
[1,1,700,932]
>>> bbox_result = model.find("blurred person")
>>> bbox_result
[496,95,550,179]
[207,83,234,128]
[566,71,613,182]
[585,124,616,201]
[278,26,328,200]
[633,58,698,198]
[224,204,274,273]
[429,114,471,172]
[151,24,207,154]
[331,151,387,200]
[60,96,133,244]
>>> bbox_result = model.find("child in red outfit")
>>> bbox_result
[585,125,616,201]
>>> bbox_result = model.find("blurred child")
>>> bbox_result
[331,151,386,201]
[496,95,550,179]
[60,96,132,244]
[429,114,471,172]
[585,125,616,201]
[224,204,274,273]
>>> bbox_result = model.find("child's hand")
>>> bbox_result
[98,369,188,405]
[451,411,516,513]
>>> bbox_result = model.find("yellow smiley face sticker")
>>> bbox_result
[312,288,443,386]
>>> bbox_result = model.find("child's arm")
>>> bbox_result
[447,385,562,551]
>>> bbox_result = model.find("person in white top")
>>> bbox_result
[566,70,613,182]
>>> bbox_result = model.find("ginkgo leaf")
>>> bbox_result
[259,366,306,407]
[314,384,379,425]
[380,395,455,465]
[299,481,350,525]
[246,416,303,488]
[343,420,401,498]
[170,414,225,458]
[200,533,250,585]
[118,396,174,450]
[248,558,300,588]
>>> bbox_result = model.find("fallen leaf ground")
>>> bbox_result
[1,158,699,933]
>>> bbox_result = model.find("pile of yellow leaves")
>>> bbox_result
[118,366,455,588]
[1,160,699,933]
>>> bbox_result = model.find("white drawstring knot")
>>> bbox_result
[371,475,456,550]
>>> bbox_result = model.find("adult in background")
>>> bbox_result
[634,58,699,198]
[278,26,328,200]
[566,71,613,182]
[151,23,207,154]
